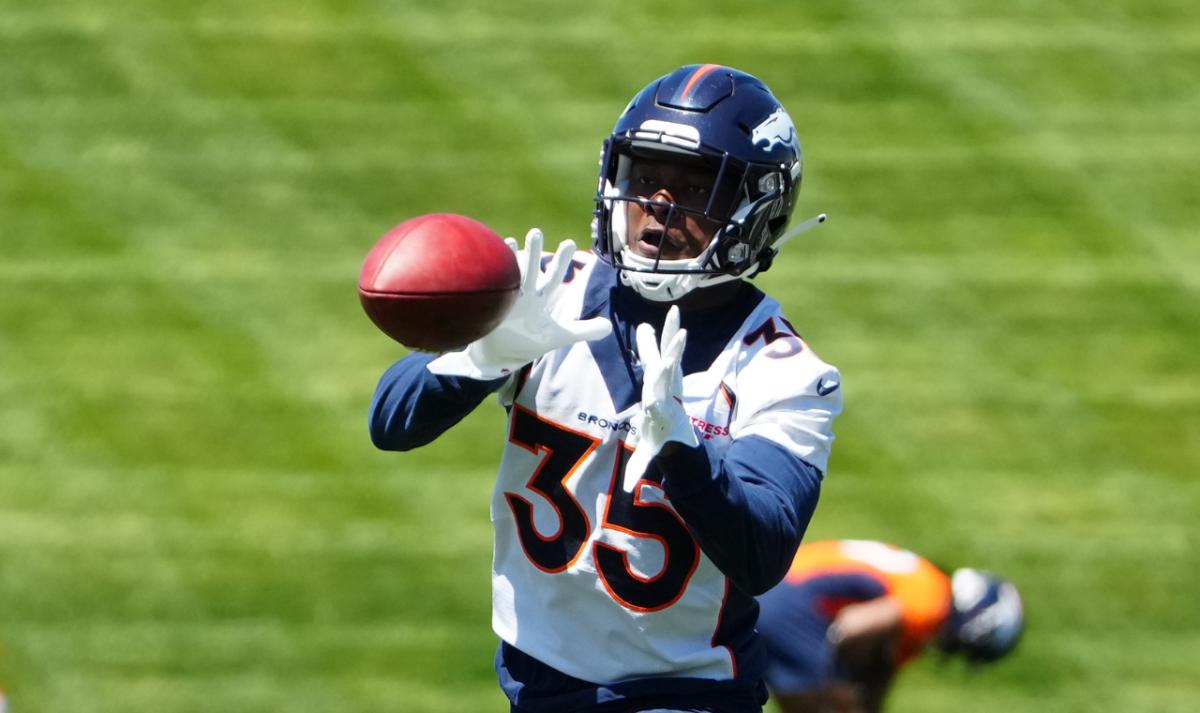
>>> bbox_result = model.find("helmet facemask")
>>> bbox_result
[595,136,796,302]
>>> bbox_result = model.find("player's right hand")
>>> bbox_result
[428,228,612,380]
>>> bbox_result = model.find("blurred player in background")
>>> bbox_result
[756,540,1024,713]
[371,64,841,712]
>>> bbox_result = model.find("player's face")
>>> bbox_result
[622,154,733,261]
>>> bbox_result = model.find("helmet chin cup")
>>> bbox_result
[617,248,747,302]
[617,250,705,301]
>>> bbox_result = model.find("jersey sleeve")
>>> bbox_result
[887,561,953,664]
[731,348,843,473]
[657,311,844,593]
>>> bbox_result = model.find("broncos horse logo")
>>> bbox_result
[751,108,797,152]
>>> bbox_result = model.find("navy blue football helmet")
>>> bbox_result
[937,568,1025,664]
[593,64,811,301]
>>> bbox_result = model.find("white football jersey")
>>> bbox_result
[490,251,841,684]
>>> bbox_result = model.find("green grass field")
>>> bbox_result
[1,1,1197,711]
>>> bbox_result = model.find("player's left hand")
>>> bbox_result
[624,305,699,491]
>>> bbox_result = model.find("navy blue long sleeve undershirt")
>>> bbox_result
[657,438,822,595]
[369,353,507,452]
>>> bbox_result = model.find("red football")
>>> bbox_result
[358,213,521,352]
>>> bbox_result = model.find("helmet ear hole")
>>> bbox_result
[717,241,751,274]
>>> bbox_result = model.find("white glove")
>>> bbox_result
[624,305,699,491]
[428,228,612,380]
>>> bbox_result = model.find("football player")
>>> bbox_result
[370,64,842,713]
[756,540,1025,713]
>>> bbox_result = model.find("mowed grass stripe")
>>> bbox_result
[1,8,424,463]
[796,6,1199,711]
[0,7,502,711]
[1,1,1198,713]
[4,3,1200,52]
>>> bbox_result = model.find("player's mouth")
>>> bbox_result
[634,227,685,260]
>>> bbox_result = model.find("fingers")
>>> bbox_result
[662,309,684,375]
[566,317,614,342]
[518,230,578,298]
[636,308,687,375]
[660,305,681,349]
[541,239,577,294]
[504,237,519,254]
[520,228,544,293]
[656,328,687,402]
[634,322,660,372]
[663,325,687,366]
